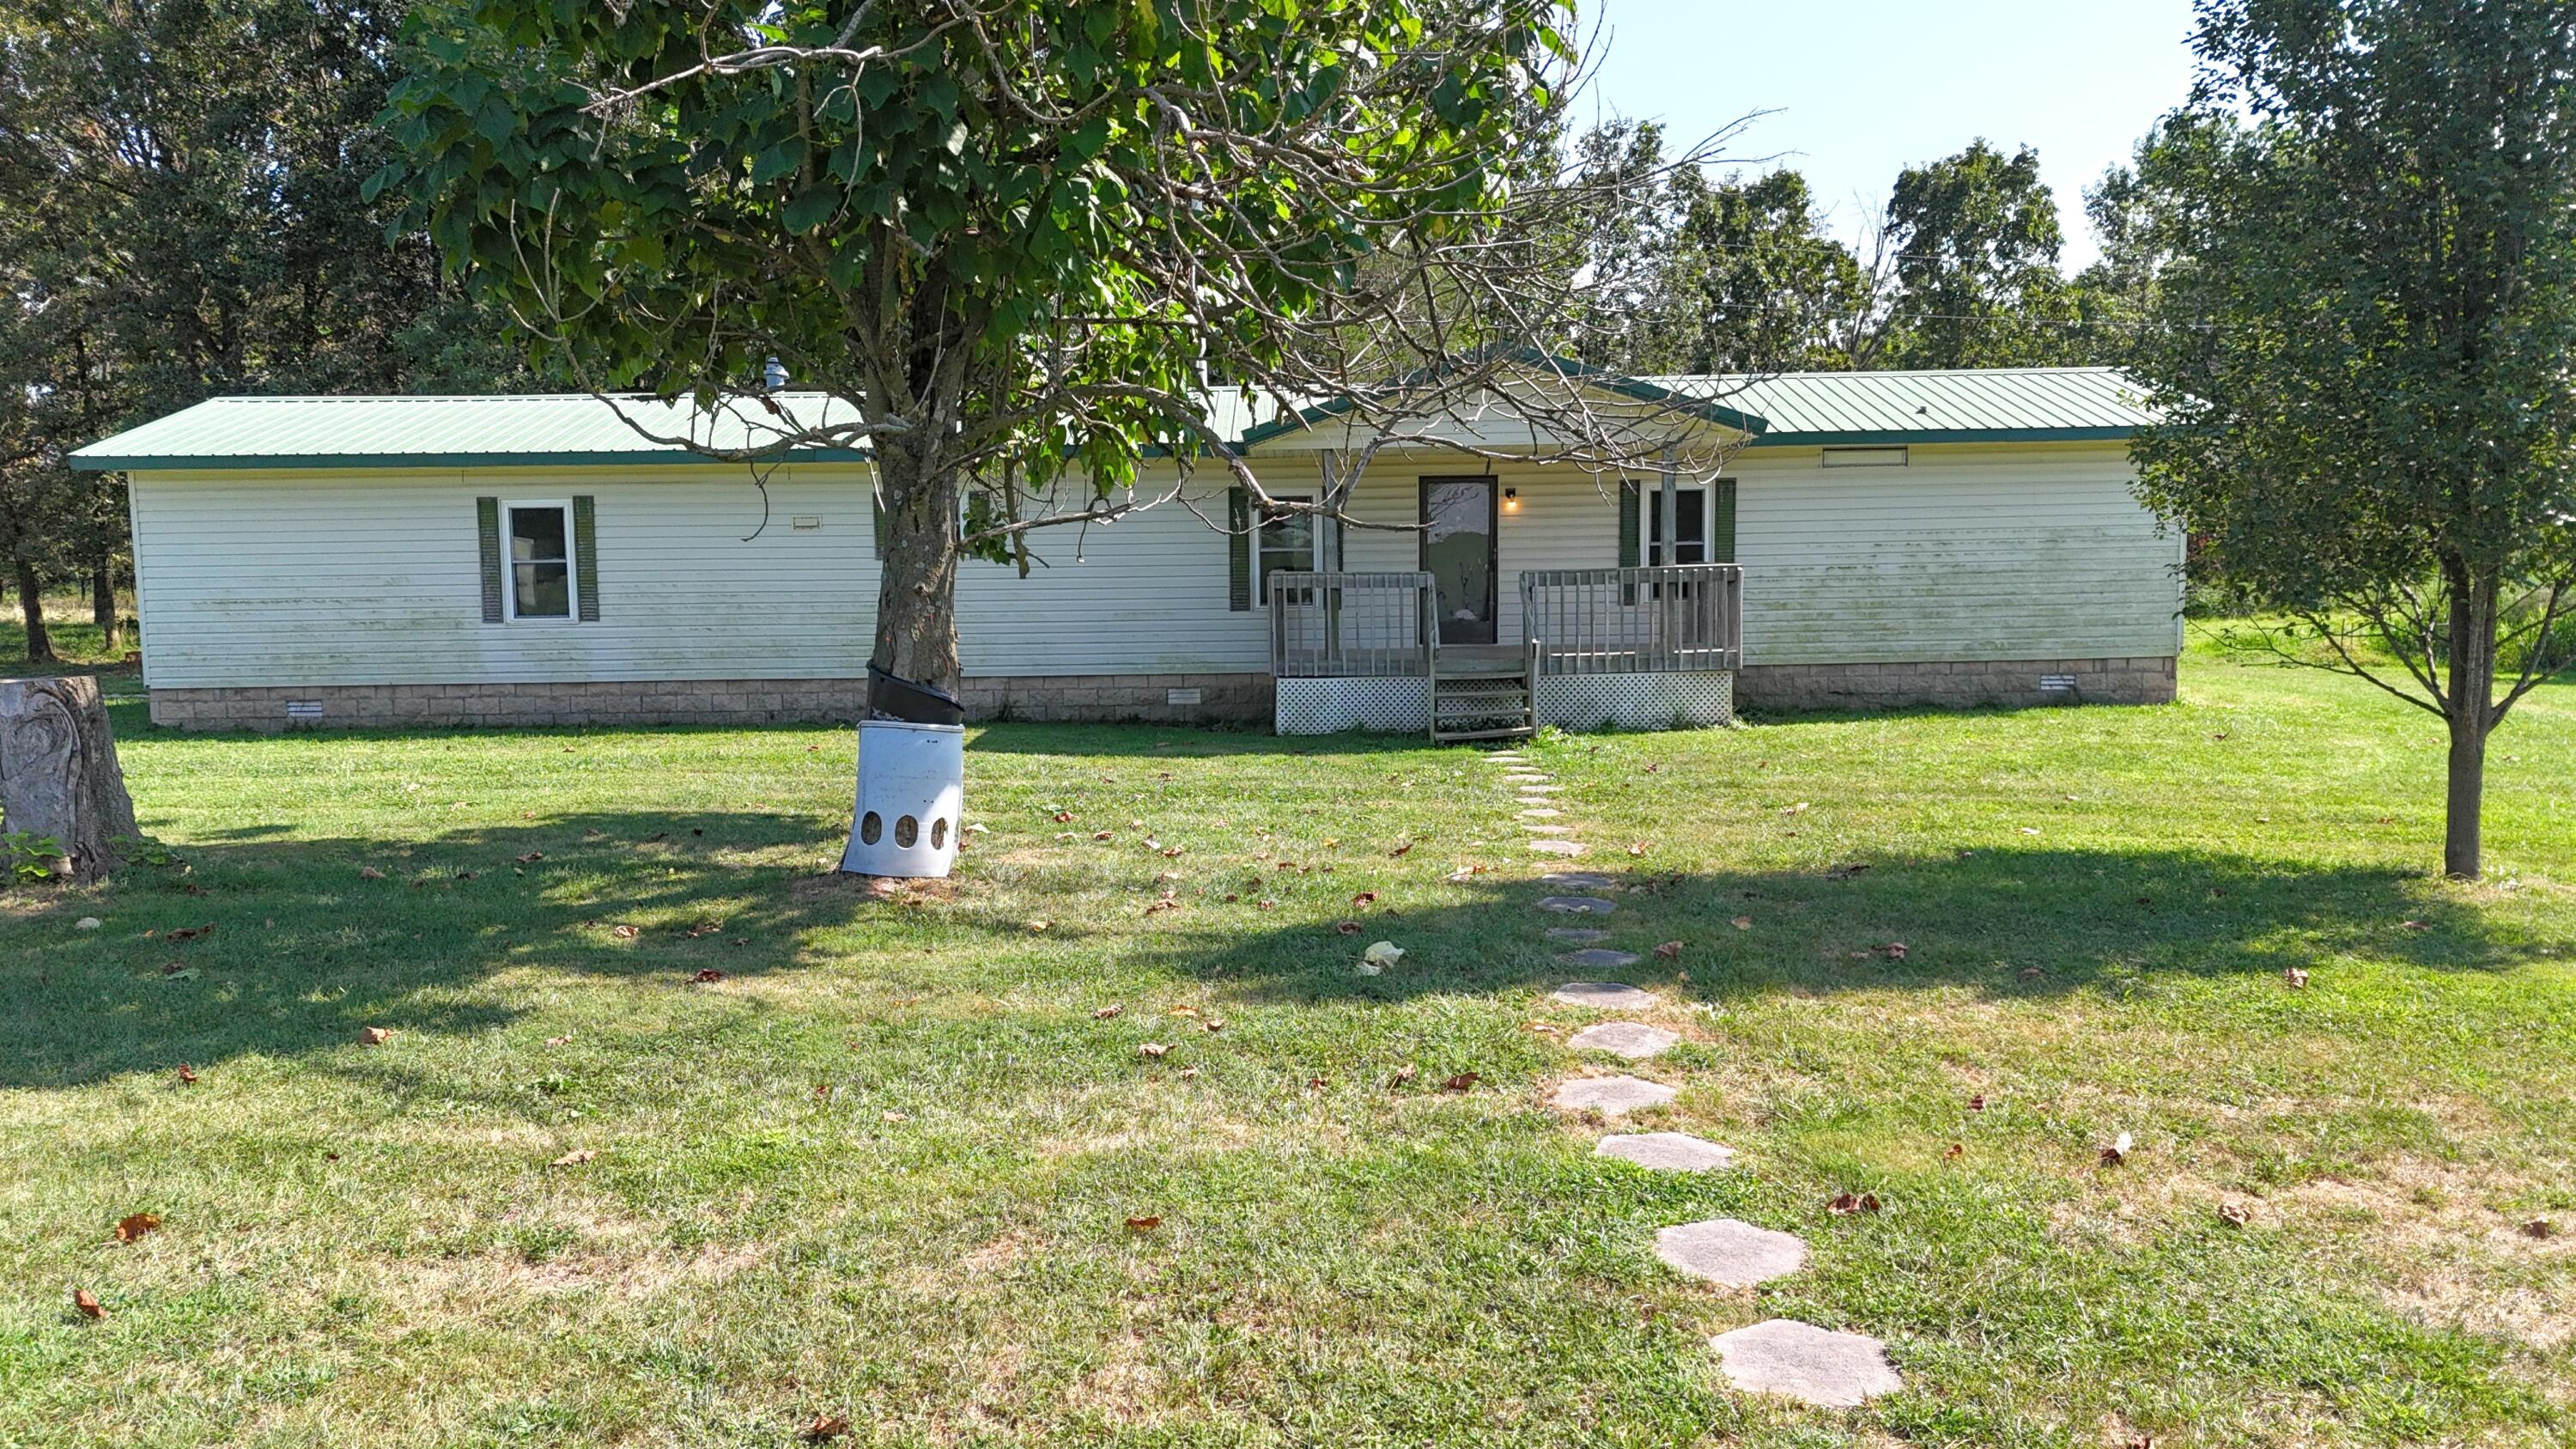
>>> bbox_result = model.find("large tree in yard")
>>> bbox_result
[377,0,1726,711]
[2130,0,2576,880]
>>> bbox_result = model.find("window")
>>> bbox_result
[1255,495,1315,600]
[1821,445,1909,468]
[506,502,575,620]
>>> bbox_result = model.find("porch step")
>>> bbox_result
[1431,659,1534,745]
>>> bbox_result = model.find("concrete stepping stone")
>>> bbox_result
[1523,824,1572,836]
[1506,772,1550,782]
[1568,1021,1677,1059]
[1535,896,1614,915]
[1540,872,1615,889]
[1595,1132,1736,1172]
[1528,839,1587,856]
[1656,1219,1807,1288]
[1708,1320,1902,1408]
[1518,783,1564,795]
[1544,927,1612,944]
[1518,807,1563,819]
[1552,981,1656,1008]
[1558,947,1642,969]
[1550,1075,1676,1115]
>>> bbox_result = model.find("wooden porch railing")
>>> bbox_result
[1268,571,1437,679]
[1520,564,1742,674]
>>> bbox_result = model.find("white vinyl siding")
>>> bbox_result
[123,441,2178,691]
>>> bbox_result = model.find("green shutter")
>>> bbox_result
[1617,479,1641,569]
[476,496,504,622]
[571,495,599,621]
[1227,486,1253,611]
[1710,479,1737,563]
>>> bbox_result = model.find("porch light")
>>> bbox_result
[1503,487,1519,512]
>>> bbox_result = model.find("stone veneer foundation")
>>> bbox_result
[146,657,2172,731]
[145,673,1275,732]
[1735,655,2177,712]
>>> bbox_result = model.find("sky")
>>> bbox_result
[1580,0,2205,270]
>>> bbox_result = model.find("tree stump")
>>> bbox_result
[0,676,139,884]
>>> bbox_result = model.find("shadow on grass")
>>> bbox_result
[8,797,2559,1090]
[2,808,874,1090]
[1133,845,2561,1008]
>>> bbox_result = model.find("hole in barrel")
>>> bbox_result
[895,815,920,848]
[930,818,948,849]
[860,811,883,845]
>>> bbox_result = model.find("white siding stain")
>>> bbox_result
[126,441,2176,691]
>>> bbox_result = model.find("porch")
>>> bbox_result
[1267,565,1744,740]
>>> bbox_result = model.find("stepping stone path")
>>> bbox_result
[1595,1132,1735,1172]
[1708,1320,1902,1408]
[1472,750,1899,1413]
[1550,1075,1676,1115]
[1552,981,1656,1008]
[1656,1219,1807,1288]
[1568,1021,1676,1059]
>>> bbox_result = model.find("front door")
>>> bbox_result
[1420,477,1498,645]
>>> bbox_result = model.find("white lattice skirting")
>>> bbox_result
[1535,671,1734,731]
[1275,677,1432,734]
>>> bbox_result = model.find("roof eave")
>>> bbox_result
[67,447,876,472]
[1743,426,2139,448]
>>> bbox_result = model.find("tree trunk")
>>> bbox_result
[0,674,139,883]
[2441,564,2500,881]
[91,562,121,654]
[13,559,52,664]
[867,439,964,705]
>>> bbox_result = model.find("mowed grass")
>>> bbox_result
[3,640,2573,1448]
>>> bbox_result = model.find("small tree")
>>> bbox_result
[2129,0,2576,880]
[378,1,1742,708]
[1880,140,2075,369]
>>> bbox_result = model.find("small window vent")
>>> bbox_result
[2038,674,2078,693]
[1822,446,1909,468]
[285,700,325,723]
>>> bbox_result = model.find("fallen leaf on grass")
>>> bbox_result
[550,1148,597,1167]
[1653,941,1683,960]
[881,1111,908,1123]
[515,851,544,864]
[1125,1215,1162,1233]
[1255,898,1276,910]
[690,968,727,983]
[1967,1094,1987,1111]
[1306,1075,1329,1092]
[1334,919,1363,935]
[1167,1005,1200,1018]
[1052,810,1074,823]
[1389,1065,1419,1086]
[1092,830,1115,842]
[799,1413,852,1442]
[2283,967,2309,989]
[1203,1017,1225,1032]
[1441,1073,1479,1093]
[544,1034,574,1046]
[1782,801,1810,815]
[1389,842,1413,857]
[1882,942,1909,960]
[360,1026,394,1045]
[1026,920,1051,933]
[73,1288,106,1320]
[1159,845,1185,858]
[610,923,641,941]
[2525,1219,2556,1239]
[2401,919,2432,931]
[1138,1042,1171,1058]
[1943,1142,1963,1161]
[1350,891,1378,908]
[165,922,214,943]
[358,866,386,880]
[2099,1131,2134,1167]
[1625,842,1650,856]
[114,1212,161,1243]
[1143,898,1180,916]
[1179,1066,1200,1079]
[1093,1004,1124,1020]
[1730,916,1752,930]
[1054,832,1077,843]
[2220,1201,2253,1227]
[174,1064,197,1086]
[1827,1192,1882,1216]
[1362,941,1406,967]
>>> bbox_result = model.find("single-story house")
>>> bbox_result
[68,365,2182,738]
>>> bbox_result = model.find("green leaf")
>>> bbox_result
[783,186,841,234]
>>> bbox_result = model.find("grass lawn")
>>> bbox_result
[4,638,2573,1447]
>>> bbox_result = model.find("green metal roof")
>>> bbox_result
[1662,367,2156,446]
[69,368,2146,472]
